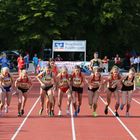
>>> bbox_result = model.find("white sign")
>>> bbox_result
[39,61,90,73]
[52,40,86,52]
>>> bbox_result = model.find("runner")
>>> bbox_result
[47,58,58,114]
[89,52,102,71]
[49,58,58,76]
[15,69,32,117]
[120,68,136,117]
[56,66,72,116]
[71,65,84,117]
[104,66,122,117]
[36,65,56,116]
[0,67,14,115]
[86,67,103,117]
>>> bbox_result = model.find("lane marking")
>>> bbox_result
[70,104,76,140]
[99,96,138,140]
[132,98,140,105]
[11,97,40,140]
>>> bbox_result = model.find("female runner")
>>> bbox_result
[86,67,103,117]
[56,66,72,116]
[120,68,136,117]
[46,59,58,114]
[0,67,14,115]
[104,66,122,117]
[37,65,56,116]
[15,69,32,116]
[71,65,84,117]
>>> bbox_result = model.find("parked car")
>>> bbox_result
[1,50,19,59]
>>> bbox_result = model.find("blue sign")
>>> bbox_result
[54,42,64,48]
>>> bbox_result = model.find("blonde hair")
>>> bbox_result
[1,67,9,74]
[93,67,100,73]
[20,69,27,77]
[61,66,68,72]
[110,65,119,74]
[129,67,136,73]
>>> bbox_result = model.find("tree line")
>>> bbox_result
[0,0,140,60]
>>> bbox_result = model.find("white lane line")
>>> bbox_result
[99,96,138,140]
[132,98,140,105]
[70,104,76,140]
[11,97,40,140]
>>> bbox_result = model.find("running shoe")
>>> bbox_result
[66,109,70,116]
[126,112,130,117]
[77,107,80,114]
[115,111,120,117]
[18,112,21,117]
[104,106,108,115]
[58,110,62,116]
[51,110,54,116]
[73,111,78,117]
[120,104,124,110]
[93,112,98,117]
[4,106,8,113]
[48,111,51,117]
[39,108,44,116]
[21,109,24,115]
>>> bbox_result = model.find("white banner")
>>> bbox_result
[39,61,90,73]
[52,40,86,52]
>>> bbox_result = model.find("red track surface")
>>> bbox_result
[0,74,140,140]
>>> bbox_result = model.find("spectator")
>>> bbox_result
[37,58,44,73]
[134,56,140,72]
[102,56,109,73]
[1,53,9,68]
[137,55,140,72]
[17,54,25,74]
[32,54,39,74]
[24,53,29,71]
[55,54,63,61]
[130,56,135,68]
[114,54,121,67]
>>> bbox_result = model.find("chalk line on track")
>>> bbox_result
[11,97,40,140]
[99,96,138,140]
[70,103,76,140]
[132,98,140,105]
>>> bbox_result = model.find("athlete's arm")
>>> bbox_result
[36,71,45,85]
[15,78,20,88]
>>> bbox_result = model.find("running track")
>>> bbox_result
[0,74,140,140]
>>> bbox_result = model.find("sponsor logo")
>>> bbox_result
[54,42,64,49]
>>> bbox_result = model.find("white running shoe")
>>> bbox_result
[5,106,8,113]
[58,110,62,116]
[66,109,70,116]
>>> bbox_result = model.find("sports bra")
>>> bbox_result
[42,72,53,84]
[92,60,100,67]
[18,77,30,89]
[1,74,12,87]
[122,76,134,87]
[90,74,101,87]
[72,73,83,85]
